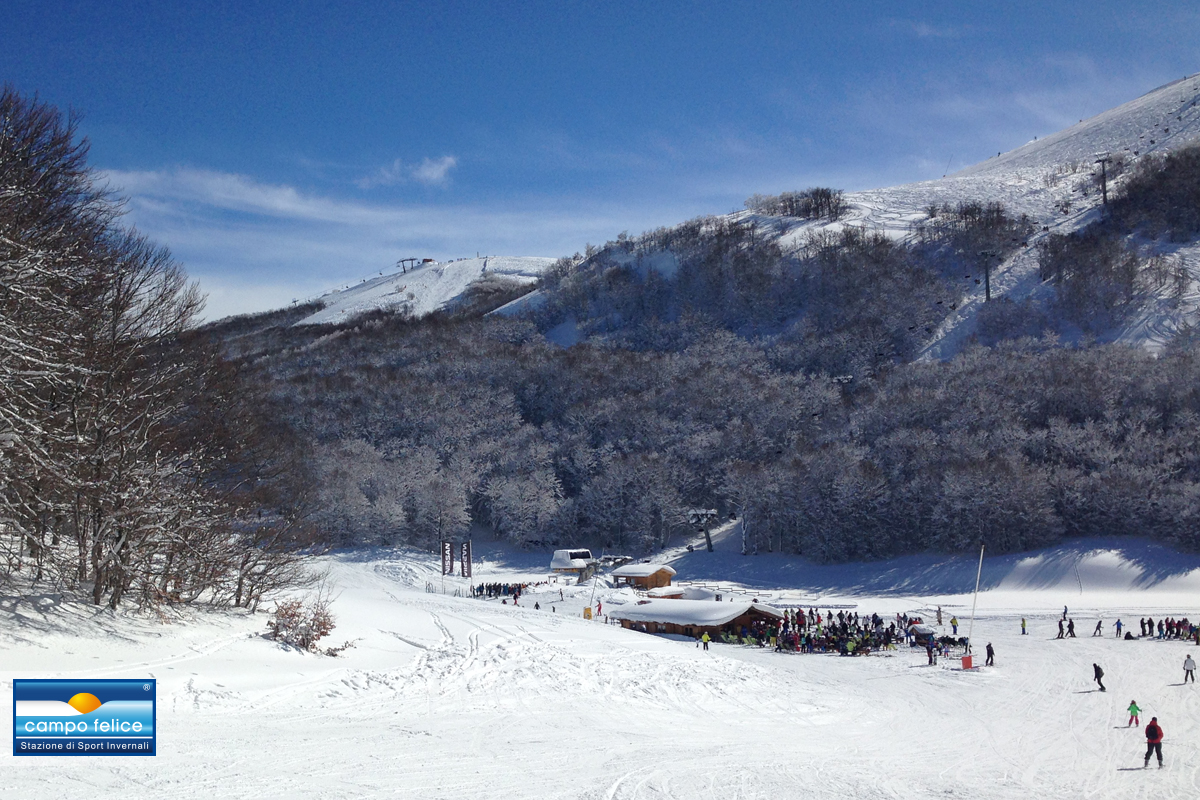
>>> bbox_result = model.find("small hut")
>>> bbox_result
[610,563,676,590]
[610,599,783,639]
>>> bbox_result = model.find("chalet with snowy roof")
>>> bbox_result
[610,563,676,590]
[610,599,783,638]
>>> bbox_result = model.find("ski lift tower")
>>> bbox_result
[688,508,719,552]
[397,257,420,274]
[1094,152,1112,208]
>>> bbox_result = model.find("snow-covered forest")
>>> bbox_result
[183,120,1200,563]
[0,90,310,609]
[8,76,1200,608]
[214,276,1200,561]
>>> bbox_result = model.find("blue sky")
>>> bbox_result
[4,1,1199,319]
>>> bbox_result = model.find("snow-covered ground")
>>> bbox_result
[295,256,557,326]
[5,527,1200,799]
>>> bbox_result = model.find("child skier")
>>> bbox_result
[1184,654,1196,683]
[1127,700,1141,727]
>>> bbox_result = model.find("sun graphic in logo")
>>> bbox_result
[67,693,102,714]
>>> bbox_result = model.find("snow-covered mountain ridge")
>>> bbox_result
[771,73,1200,356]
[504,74,1200,357]
[279,75,1200,355]
[296,255,557,326]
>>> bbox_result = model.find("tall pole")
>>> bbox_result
[978,250,996,302]
[1095,155,1111,207]
[967,543,985,650]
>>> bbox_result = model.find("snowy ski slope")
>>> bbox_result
[5,530,1200,799]
[295,256,557,326]
[762,73,1200,357]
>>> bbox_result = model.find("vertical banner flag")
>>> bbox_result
[441,541,454,576]
[460,541,472,578]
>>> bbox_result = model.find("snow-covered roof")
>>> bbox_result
[646,586,685,597]
[550,549,596,570]
[609,599,782,627]
[611,563,677,578]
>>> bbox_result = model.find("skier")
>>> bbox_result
[1115,619,1123,638]
[1144,717,1163,768]
[1021,617,1027,635]
[1063,605,1069,620]
[985,642,995,666]
[1093,620,1103,637]
[1057,619,1065,639]
[1128,700,1141,727]
[1184,654,1196,684]
[1067,618,1076,638]
[950,616,958,635]
[534,602,540,610]
[1094,663,1106,692]
[701,632,710,651]
[926,638,935,665]
[937,606,943,625]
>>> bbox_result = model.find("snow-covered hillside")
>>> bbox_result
[761,73,1200,356]
[296,256,557,326]
[5,538,1200,799]
[274,76,1200,353]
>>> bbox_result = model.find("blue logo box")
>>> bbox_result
[13,679,156,756]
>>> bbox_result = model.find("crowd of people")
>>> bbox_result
[1135,616,1197,642]
[1055,611,1198,643]
[706,608,939,657]
[472,582,533,601]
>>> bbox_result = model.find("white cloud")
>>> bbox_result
[355,155,458,189]
[885,19,968,39]
[411,156,457,186]
[354,158,408,189]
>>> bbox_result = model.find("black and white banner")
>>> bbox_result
[441,541,454,576]
[460,541,472,578]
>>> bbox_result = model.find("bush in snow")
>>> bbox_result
[267,594,336,652]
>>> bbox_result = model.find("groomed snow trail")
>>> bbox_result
[4,550,1200,799]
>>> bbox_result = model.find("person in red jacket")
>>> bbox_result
[1144,717,1164,768]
